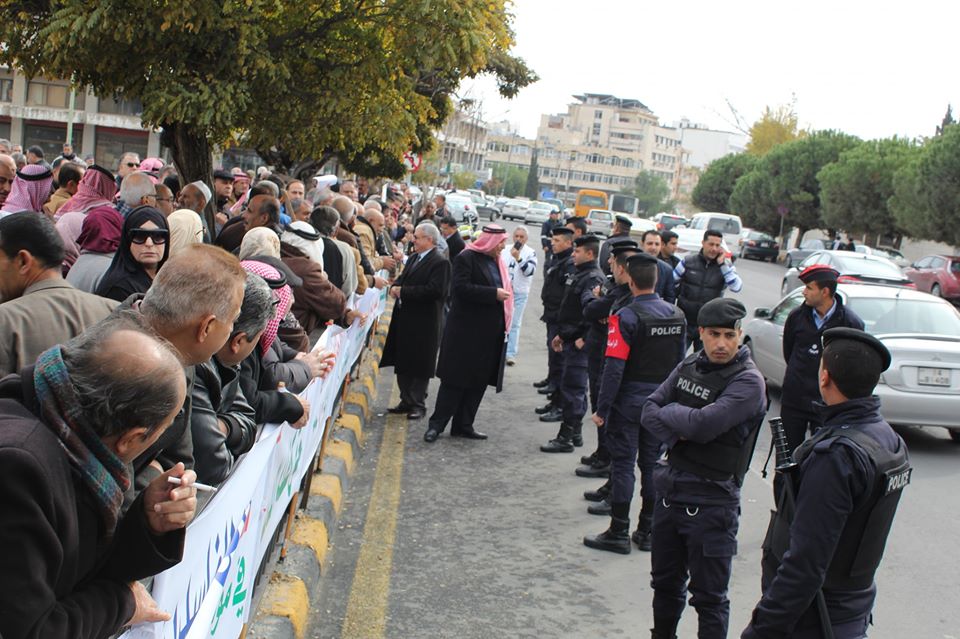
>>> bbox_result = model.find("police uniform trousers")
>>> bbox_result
[559,341,590,425]
[586,341,609,459]
[788,616,870,639]
[651,499,739,639]
[546,322,562,389]
[606,409,658,510]
[427,382,487,434]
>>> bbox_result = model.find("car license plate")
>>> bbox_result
[918,367,952,386]
[760,241,771,247]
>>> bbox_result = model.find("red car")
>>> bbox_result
[904,255,960,301]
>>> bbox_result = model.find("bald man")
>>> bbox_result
[332,195,382,288]
[0,154,16,209]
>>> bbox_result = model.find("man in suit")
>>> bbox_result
[439,215,465,262]
[381,223,451,419]
[424,225,512,443]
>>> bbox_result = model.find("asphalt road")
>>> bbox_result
[311,222,960,639]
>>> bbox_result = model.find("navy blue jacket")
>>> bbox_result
[540,247,573,322]
[582,281,631,352]
[556,261,605,342]
[781,297,864,410]
[743,396,906,638]
[597,293,687,421]
[655,258,677,304]
[642,346,767,505]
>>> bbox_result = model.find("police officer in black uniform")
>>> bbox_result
[780,264,864,458]
[534,227,575,417]
[541,234,605,453]
[540,208,563,264]
[642,298,767,639]
[577,240,641,478]
[583,253,687,554]
[598,215,635,275]
[742,328,910,639]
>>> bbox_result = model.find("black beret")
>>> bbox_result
[213,169,235,181]
[610,240,640,257]
[552,227,574,237]
[799,264,839,284]
[625,252,657,267]
[574,234,600,247]
[615,215,633,228]
[698,298,747,329]
[822,327,891,372]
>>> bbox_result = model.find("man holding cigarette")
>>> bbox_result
[0,311,199,639]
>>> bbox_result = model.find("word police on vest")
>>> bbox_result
[649,324,685,337]
[886,468,912,495]
[676,376,713,401]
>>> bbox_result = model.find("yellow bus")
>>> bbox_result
[574,189,608,217]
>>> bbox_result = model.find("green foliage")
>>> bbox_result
[452,170,476,190]
[890,151,938,241]
[692,153,757,212]
[728,169,778,234]
[524,150,540,199]
[937,104,955,136]
[490,162,528,198]
[0,0,535,182]
[628,170,671,214]
[901,124,960,246]
[746,105,804,156]
[818,137,918,239]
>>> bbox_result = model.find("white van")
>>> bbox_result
[682,212,743,249]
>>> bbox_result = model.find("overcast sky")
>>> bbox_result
[465,0,958,142]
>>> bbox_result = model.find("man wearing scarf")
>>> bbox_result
[0,163,54,216]
[424,224,513,443]
[55,164,120,270]
[0,311,199,639]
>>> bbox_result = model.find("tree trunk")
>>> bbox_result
[794,226,807,248]
[162,122,216,235]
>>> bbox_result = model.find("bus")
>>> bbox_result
[574,189,608,217]
[609,193,639,216]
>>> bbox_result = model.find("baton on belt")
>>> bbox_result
[770,417,835,639]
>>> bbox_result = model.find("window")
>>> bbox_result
[929,257,946,269]
[94,128,148,170]
[771,293,804,326]
[98,96,143,116]
[592,123,601,136]
[25,80,85,110]
[0,69,12,103]
[594,110,603,120]
[799,252,825,269]
[23,123,84,160]
[913,256,933,269]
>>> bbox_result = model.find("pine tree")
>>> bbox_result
[525,149,540,199]
[937,104,955,135]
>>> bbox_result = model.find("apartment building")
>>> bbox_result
[0,67,161,170]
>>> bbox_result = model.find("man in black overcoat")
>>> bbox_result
[380,223,452,419]
[424,225,511,443]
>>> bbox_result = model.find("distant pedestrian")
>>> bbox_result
[674,229,742,352]
[659,230,680,269]
[598,215,634,275]
[503,226,538,366]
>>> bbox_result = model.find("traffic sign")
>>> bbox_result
[403,151,422,173]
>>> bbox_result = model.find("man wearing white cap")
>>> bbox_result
[177,181,213,241]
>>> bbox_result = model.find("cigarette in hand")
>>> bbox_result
[167,476,218,493]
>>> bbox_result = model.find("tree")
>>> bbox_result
[525,149,540,199]
[763,130,861,246]
[818,137,918,243]
[890,149,939,242]
[937,104,955,136]
[745,104,803,156]
[691,153,758,212]
[452,171,476,190]
[629,170,672,214]
[490,162,528,197]
[0,1,536,231]
[728,168,779,235]
[899,124,960,246]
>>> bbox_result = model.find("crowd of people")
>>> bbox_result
[0,145,439,638]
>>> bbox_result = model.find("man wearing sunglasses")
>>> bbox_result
[116,151,141,191]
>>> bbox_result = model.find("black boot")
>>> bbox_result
[571,422,583,447]
[583,480,610,502]
[632,512,653,551]
[533,377,550,388]
[540,423,574,453]
[575,458,610,478]
[534,402,556,415]
[651,616,679,639]
[587,497,612,516]
[537,383,558,395]
[583,503,631,554]
[538,407,563,422]
[580,450,598,465]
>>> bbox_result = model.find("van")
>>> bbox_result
[683,212,743,249]
[574,189,608,218]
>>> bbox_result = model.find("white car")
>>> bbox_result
[524,201,558,225]
[500,198,531,221]
[583,209,615,236]
[744,283,960,439]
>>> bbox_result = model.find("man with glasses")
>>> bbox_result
[116,151,141,190]
[154,183,176,217]
[116,172,158,218]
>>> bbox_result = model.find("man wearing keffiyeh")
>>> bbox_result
[0,310,199,639]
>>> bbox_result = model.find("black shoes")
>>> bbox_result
[632,514,653,551]
[538,408,562,422]
[583,482,610,502]
[533,378,550,388]
[387,403,411,414]
[451,429,488,440]
[587,498,612,516]
[540,423,575,453]
[572,434,584,447]
[583,516,632,555]
[580,451,598,465]
[575,461,610,478]
[423,429,440,443]
[537,384,558,395]
[534,402,555,415]
[407,409,425,420]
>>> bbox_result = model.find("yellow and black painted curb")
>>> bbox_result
[246,305,392,639]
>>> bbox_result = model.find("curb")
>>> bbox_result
[247,304,391,639]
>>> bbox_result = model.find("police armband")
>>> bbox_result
[605,314,630,360]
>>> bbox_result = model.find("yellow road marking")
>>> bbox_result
[341,383,405,638]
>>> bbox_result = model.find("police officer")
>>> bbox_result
[540,208,563,264]
[534,226,575,417]
[583,253,687,554]
[642,298,767,639]
[598,215,635,275]
[541,234,605,453]
[577,240,641,478]
[743,328,910,639]
[780,264,864,458]
[674,229,743,352]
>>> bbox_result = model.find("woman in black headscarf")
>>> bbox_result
[95,206,170,302]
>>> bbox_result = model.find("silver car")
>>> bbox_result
[781,250,913,296]
[500,198,531,221]
[524,201,558,225]
[584,209,615,237]
[744,283,960,439]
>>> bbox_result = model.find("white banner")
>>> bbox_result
[123,284,387,639]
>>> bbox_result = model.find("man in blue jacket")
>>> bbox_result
[642,298,767,639]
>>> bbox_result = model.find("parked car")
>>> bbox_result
[524,201,559,225]
[651,212,687,231]
[676,212,742,248]
[670,231,734,262]
[451,189,499,221]
[854,244,910,269]
[494,196,509,212]
[584,209,615,236]
[500,198,531,221]
[781,250,914,296]
[744,283,960,440]
[904,255,960,302]
[784,238,827,268]
[444,194,479,227]
[738,230,780,262]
